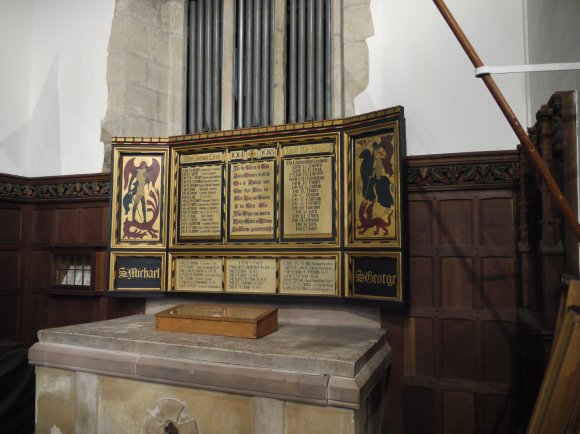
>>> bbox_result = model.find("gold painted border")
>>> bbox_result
[110,146,170,249]
[345,251,403,302]
[168,252,341,297]
[343,121,403,249]
[109,251,167,292]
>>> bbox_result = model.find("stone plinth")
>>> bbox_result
[29,315,391,433]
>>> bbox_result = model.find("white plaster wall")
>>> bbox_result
[357,0,528,156]
[0,0,34,176]
[526,0,580,116]
[2,1,576,177]
[525,0,580,235]
[28,0,114,176]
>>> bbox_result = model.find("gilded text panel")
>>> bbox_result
[179,164,223,239]
[282,156,333,238]
[174,257,224,292]
[228,160,276,240]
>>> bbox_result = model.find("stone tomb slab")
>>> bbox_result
[30,314,391,433]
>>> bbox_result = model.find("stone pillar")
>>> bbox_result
[101,0,187,171]
[221,0,236,131]
[341,0,373,117]
[272,0,287,126]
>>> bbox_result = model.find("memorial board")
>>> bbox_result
[174,257,223,292]
[228,159,276,240]
[279,258,337,295]
[282,156,334,239]
[179,163,223,239]
[109,107,406,305]
[225,258,277,293]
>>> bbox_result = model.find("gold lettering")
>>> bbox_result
[118,267,128,279]
[355,269,397,286]
[117,266,161,280]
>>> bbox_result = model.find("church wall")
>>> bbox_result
[0,0,541,178]
[0,1,574,431]
[526,0,580,115]
[2,1,578,177]
[356,0,529,156]
[101,0,187,171]
[0,0,33,176]
[0,0,113,178]
[27,0,114,177]
[526,0,580,220]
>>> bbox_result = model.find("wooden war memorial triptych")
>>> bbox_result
[108,107,407,306]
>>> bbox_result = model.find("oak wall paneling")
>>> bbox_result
[0,173,144,346]
[518,91,579,429]
[385,150,520,434]
[0,151,523,434]
[0,202,23,340]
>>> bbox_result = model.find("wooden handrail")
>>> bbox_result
[433,0,580,242]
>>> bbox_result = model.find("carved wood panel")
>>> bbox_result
[385,151,519,434]
[0,174,144,345]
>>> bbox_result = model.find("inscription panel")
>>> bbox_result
[282,156,333,238]
[229,160,276,240]
[179,164,223,238]
[175,258,223,292]
[169,254,341,296]
[225,258,277,293]
[282,142,334,157]
[279,258,336,295]
[113,107,406,304]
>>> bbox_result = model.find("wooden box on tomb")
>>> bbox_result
[155,304,278,338]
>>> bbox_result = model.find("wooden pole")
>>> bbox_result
[432,0,580,242]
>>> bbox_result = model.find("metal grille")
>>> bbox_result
[235,0,274,129]
[187,0,223,134]
[53,253,92,287]
[286,0,331,123]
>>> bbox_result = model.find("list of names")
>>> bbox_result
[283,156,333,237]
[229,160,275,238]
[225,258,277,293]
[175,258,223,292]
[180,165,223,238]
[279,258,336,295]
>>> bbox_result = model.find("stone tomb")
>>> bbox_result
[29,314,390,433]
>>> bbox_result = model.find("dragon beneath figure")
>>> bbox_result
[121,158,161,240]
[356,135,395,236]
[357,202,393,236]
